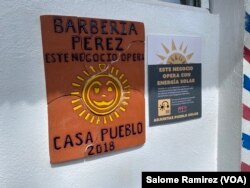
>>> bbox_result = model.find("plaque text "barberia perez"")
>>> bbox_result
[44,17,144,64]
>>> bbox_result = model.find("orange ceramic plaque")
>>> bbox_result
[40,15,145,163]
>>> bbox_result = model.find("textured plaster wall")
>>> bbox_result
[0,0,219,187]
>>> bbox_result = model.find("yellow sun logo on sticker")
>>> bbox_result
[157,40,194,64]
[70,64,130,125]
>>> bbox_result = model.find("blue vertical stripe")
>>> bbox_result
[242,133,250,150]
[246,12,250,33]
[244,74,250,92]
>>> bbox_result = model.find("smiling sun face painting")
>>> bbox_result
[71,64,130,125]
[157,40,194,64]
[83,75,122,115]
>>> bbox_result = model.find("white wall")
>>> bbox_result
[0,0,219,187]
[210,0,244,171]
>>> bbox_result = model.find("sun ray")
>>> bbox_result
[122,101,128,105]
[120,107,126,112]
[124,85,130,89]
[186,53,194,61]
[157,54,165,61]
[122,79,128,84]
[103,117,107,124]
[183,46,187,54]
[179,42,183,50]
[77,76,84,82]
[90,116,95,123]
[115,69,119,76]
[83,71,89,76]
[161,43,170,54]
[124,91,130,94]
[79,110,86,117]
[124,96,130,100]
[72,83,80,87]
[96,117,100,124]
[114,111,120,118]
[90,66,96,73]
[111,67,114,74]
[109,115,113,121]
[85,113,90,120]
[71,92,80,96]
[71,99,80,104]
[119,74,124,80]
[171,40,177,51]
[73,105,82,111]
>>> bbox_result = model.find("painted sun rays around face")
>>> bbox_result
[157,40,194,64]
[70,64,130,125]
